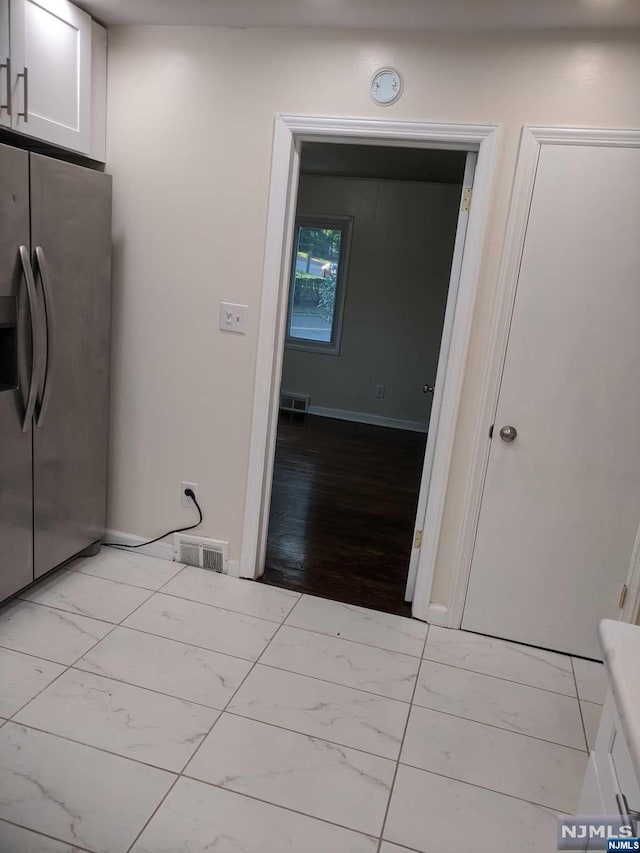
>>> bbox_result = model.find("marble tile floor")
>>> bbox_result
[0,548,605,853]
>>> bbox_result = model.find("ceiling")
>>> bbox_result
[77,0,640,31]
[300,143,466,184]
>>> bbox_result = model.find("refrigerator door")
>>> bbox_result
[30,154,112,579]
[0,143,34,599]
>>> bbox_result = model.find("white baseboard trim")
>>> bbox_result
[104,529,175,561]
[425,603,448,626]
[308,405,427,433]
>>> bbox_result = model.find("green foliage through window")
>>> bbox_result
[288,224,344,345]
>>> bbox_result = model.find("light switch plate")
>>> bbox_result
[220,302,248,334]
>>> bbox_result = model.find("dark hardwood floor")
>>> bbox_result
[262,414,427,616]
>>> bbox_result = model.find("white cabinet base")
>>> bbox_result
[578,695,640,848]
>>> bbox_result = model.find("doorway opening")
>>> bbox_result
[241,115,499,624]
[261,141,468,615]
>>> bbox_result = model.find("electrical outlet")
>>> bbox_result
[181,481,198,508]
[375,384,385,399]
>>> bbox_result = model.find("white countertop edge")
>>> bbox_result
[598,619,640,773]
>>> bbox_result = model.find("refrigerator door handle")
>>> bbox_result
[34,246,54,429]
[18,245,39,433]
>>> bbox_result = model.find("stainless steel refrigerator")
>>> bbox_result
[0,143,112,602]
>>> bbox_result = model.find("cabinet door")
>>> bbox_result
[10,0,91,153]
[0,0,9,127]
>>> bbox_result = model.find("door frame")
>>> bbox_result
[449,125,640,630]
[404,150,477,604]
[240,113,500,622]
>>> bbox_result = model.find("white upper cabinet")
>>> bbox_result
[0,0,10,128]
[6,0,104,157]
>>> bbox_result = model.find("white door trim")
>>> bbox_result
[405,150,477,604]
[622,522,640,626]
[448,125,640,630]
[240,113,500,624]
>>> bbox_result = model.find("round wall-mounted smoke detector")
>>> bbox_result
[370,68,403,106]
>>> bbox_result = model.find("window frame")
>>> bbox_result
[285,214,353,356]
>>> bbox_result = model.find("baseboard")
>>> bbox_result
[104,529,175,561]
[308,405,428,433]
[426,603,448,626]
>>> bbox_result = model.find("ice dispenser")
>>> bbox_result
[0,297,18,393]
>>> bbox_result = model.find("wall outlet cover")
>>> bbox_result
[181,481,198,508]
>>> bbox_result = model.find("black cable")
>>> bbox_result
[105,489,203,551]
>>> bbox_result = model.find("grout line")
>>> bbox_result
[4,571,181,726]
[420,655,579,700]
[177,772,381,841]
[155,563,189,593]
[86,623,264,664]
[152,589,294,626]
[249,660,416,704]
[376,624,430,853]
[15,678,586,781]
[160,576,395,840]
[399,697,589,755]
[66,552,187,591]
[124,774,181,853]
[15,583,157,626]
[278,622,424,661]
[66,567,185,593]
[161,564,303,779]
[0,643,75,668]
[69,662,229,712]
[283,621,426,658]
[410,692,587,754]
[0,817,96,852]
[283,623,426,659]
[70,645,415,709]
[10,596,120,626]
[377,843,421,853]
[396,759,583,814]
[176,592,304,776]
[208,710,399,762]
[3,719,183,775]
[571,657,590,752]
[4,606,424,701]
[6,570,426,659]
[3,614,421,700]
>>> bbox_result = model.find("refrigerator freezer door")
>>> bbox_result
[30,154,112,579]
[0,143,33,599]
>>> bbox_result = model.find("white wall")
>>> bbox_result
[281,174,461,428]
[106,25,640,605]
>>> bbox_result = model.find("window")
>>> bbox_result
[285,215,352,355]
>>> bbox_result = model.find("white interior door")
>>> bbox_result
[10,0,91,153]
[405,152,476,601]
[462,141,640,659]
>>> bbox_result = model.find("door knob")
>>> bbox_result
[423,384,434,395]
[499,425,517,443]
